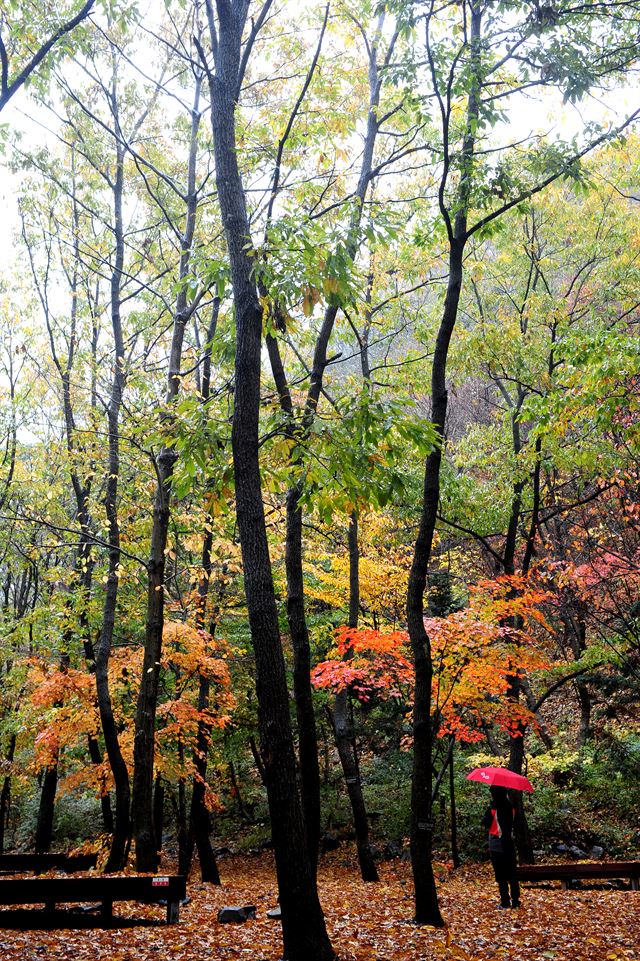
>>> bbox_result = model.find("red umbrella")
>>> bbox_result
[466,766,534,793]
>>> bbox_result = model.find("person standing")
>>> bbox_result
[482,785,521,909]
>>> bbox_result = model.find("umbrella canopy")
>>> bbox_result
[466,766,534,793]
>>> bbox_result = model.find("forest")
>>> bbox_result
[0,1,638,959]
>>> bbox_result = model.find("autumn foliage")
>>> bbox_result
[25,621,235,806]
[312,575,554,742]
[311,626,413,702]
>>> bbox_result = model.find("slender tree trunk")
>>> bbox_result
[95,537,130,873]
[34,644,72,857]
[94,121,132,873]
[132,480,170,869]
[521,677,554,750]
[153,776,164,853]
[332,512,378,882]
[229,759,249,819]
[503,653,536,862]
[194,806,221,884]
[184,300,223,883]
[569,615,592,748]
[331,695,378,881]
[449,746,460,869]
[176,769,189,877]
[286,486,321,869]
[186,665,221,882]
[0,734,15,853]
[576,681,592,748]
[96,616,130,872]
[250,736,267,786]
[203,8,334,957]
[407,238,464,927]
[189,691,221,883]
[503,403,534,864]
[263,15,389,875]
[86,735,114,834]
[35,766,58,854]
[132,81,203,871]
[408,2,482,924]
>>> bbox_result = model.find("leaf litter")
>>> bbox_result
[0,854,637,961]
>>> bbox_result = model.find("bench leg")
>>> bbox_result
[167,901,180,924]
[102,900,113,922]
[561,880,569,891]
[44,901,56,912]
[631,878,639,891]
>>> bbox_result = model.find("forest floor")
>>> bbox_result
[0,852,638,961]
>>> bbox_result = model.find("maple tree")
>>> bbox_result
[427,578,553,744]
[312,576,553,744]
[312,625,414,704]
[19,618,236,857]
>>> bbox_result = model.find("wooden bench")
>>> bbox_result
[517,861,640,890]
[0,875,187,925]
[0,853,98,875]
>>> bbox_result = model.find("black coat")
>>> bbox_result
[482,799,516,856]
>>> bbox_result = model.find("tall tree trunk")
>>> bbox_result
[176,764,189,877]
[96,583,130,874]
[408,3,481,925]
[186,561,222,883]
[503,393,536,864]
[94,115,132,872]
[132,80,203,871]
[185,301,222,883]
[203,7,335,958]
[263,13,389,874]
[285,486,321,869]
[95,446,131,874]
[331,512,378,882]
[407,237,465,928]
[188,672,221,883]
[187,540,222,882]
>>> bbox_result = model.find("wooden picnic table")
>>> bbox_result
[0,874,186,925]
[517,860,640,890]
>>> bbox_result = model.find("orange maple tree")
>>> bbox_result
[311,626,414,702]
[23,619,236,808]
[155,621,236,797]
[312,575,553,744]
[428,576,553,742]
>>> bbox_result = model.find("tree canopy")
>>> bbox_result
[0,1,639,958]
